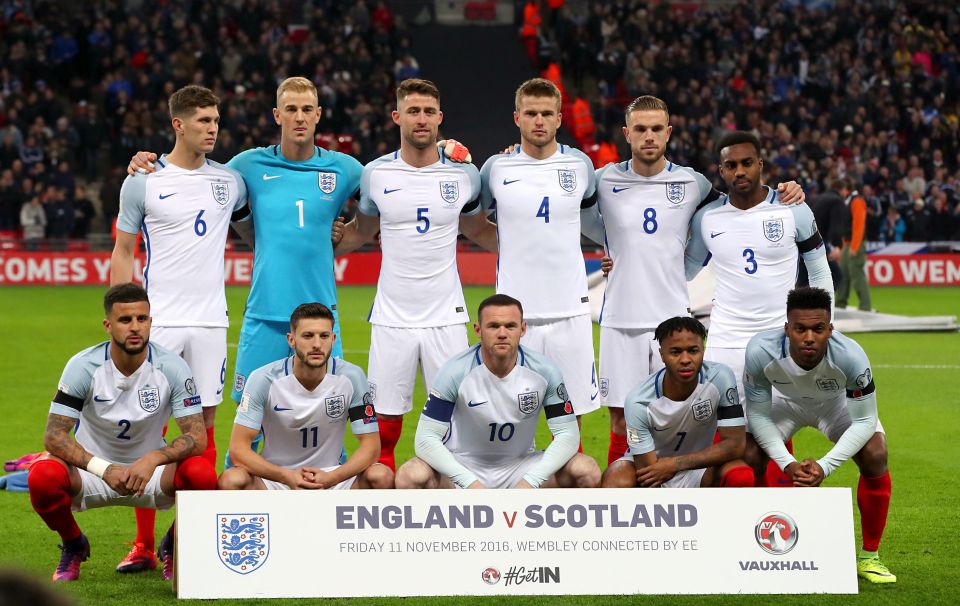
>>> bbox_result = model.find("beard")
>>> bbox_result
[114,336,147,355]
[295,347,327,369]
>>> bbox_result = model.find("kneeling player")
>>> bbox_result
[396,294,600,489]
[28,284,216,582]
[602,317,753,488]
[218,303,393,491]
[744,287,895,583]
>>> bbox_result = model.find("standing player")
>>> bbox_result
[334,79,497,471]
[396,295,600,489]
[218,303,393,491]
[479,78,603,423]
[584,96,805,464]
[110,85,247,573]
[744,287,894,583]
[26,284,216,582]
[601,317,753,488]
[685,131,833,402]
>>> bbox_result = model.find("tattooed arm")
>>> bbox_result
[44,413,132,494]
[125,412,206,496]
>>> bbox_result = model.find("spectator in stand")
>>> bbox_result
[20,194,45,250]
[879,205,906,244]
[43,185,73,243]
[906,198,932,242]
[929,193,955,242]
[0,169,21,231]
[837,179,872,312]
[71,185,95,239]
[99,167,123,234]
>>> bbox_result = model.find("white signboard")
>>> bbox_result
[176,488,856,598]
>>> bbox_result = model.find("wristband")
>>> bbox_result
[86,456,112,478]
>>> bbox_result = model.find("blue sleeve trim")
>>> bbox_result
[654,368,666,399]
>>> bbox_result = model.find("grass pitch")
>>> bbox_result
[0,285,957,605]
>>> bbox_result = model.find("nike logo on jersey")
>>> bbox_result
[216,387,224,396]
[651,426,671,432]
[612,186,630,193]
[502,179,520,185]
[262,174,282,181]
[772,380,792,385]
[93,395,111,403]
[383,188,402,194]
[158,193,177,200]
[273,404,293,411]
[466,400,487,407]
[710,231,726,238]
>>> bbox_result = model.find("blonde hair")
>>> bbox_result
[514,78,561,111]
[276,77,319,107]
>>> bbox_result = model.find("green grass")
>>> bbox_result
[0,286,957,605]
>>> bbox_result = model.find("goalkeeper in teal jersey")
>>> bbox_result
[128,78,359,402]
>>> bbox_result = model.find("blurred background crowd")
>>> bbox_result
[1,0,958,247]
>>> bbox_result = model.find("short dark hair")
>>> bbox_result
[396,78,440,104]
[103,283,149,315]
[290,303,335,330]
[716,130,762,158]
[168,85,219,120]
[477,294,523,323]
[654,316,707,343]
[786,287,832,317]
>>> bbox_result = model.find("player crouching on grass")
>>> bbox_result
[395,294,600,489]
[743,287,895,583]
[28,284,216,582]
[217,303,393,491]
[601,317,754,489]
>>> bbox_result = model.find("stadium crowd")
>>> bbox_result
[0,0,414,240]
[1,0,959,243]
[536,0,960,241]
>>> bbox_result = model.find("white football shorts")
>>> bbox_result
[522,314,599,415]
[368,323,469,415]
[599,327,663,409]
[151,326,227,407]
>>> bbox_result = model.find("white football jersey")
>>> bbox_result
[687,187,824,348]
[624,361,742,458]
[50,342,201,465]
[117,156,247,328]
[592,160,713,328]
[480,146,597,319]
[421,345,575,465]
[359,152,481,328]
[235,357,377,469]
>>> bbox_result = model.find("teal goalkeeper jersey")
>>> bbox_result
[228,145,362,322]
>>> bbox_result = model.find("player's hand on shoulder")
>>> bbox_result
[776,180,805,205]
[601,255,614,277]
[103,464,133,495]
[500,143,519,155]
[332,216,346,245]
[636,457,678,488]
[127,151,158,176]
[438,139,472,164]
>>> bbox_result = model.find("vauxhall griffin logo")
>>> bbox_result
[481,567,501,585]
[754,512,798,555]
